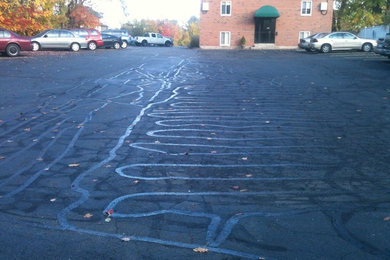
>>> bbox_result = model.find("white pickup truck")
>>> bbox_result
[135,32,173,47]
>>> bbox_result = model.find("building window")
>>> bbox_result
[301,1,312,16]
[299,31,311,40]
[220,31,231,46]
[221,1,231,16]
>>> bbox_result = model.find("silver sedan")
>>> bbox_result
[31,29,88,52]
[309,32,377,53]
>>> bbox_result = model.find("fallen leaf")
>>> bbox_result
[7,140,13,143]
[155,140,161,144]
[133,180,140,184]
[68,163,80,167]
[121,237,131,242]
[77,125,84,129]
[384,216,390,221]
[44,167,50,171]
[50,198,56,202]
[125,140,131,143]
[92,179,98,182]
[51,107,57,110]
[84,213,93,219]
[106,209,114,216]
[211,151,217,154]
[242,157,248,160]
[240,189,248,192]
[24,128,31,132]
[207,137,212,140]
[104,164,112,168]
[105,217,111,223]
[265,121,270,124]
[33,139,38,142]
[245,174,253,178]
[193,247,208,253]
[231,186,240,190]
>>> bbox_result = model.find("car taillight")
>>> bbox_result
[311,38,318,43]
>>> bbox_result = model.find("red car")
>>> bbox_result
[0,28,32,57]
[69,28,104,50]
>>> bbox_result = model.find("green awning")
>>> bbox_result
[254,5,280,18]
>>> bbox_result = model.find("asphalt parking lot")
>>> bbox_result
[0,47,390,260]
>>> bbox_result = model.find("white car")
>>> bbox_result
[298,32,329,52]
[309,32,377,53]
[31,29,88,52]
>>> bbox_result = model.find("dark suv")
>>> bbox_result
[69,28,103,50]
[102,29,132,48]
[375,33,390,58]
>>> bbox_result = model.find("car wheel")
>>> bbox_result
[142,40,148,47]
[6,44,20,57]
[32,42,40,51]
[362,43,372,52]
[320,44,332,53]
[165,41,172,47]
[114,42,121,49]
[88,41,97,50]
[70,43,80,52]
[121,41,128,48]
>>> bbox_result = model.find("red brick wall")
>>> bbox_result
[200,0,334,48]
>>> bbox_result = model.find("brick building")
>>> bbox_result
[199,0,334,49]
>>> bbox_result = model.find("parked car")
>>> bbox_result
[69,28,103,50]
[374,33,390,58]
[102,29,132,48]
[31,29,88,52]
[135,32,173,47]
[101,34,122,49]
[0,28,32,57]
[309,32,377,53]
[298,32,328,52]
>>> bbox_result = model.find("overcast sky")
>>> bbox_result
[92,0,201,28]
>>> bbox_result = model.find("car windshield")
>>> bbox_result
[33,30,49,37]
[314,33,329,38]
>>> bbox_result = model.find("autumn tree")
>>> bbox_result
[68,4,100,28]
[187,16,200,48]
[334,0,390,32]
[0,0,58,35]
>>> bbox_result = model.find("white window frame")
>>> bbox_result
[221,1,232,16]
[301,1,312,16]
[299,31,311,40]
[220,31,231,47]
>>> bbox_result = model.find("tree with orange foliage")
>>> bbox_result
[0,0,57,35]
[68,4,100,28]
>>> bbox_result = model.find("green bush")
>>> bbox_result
[189,35,199,48]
